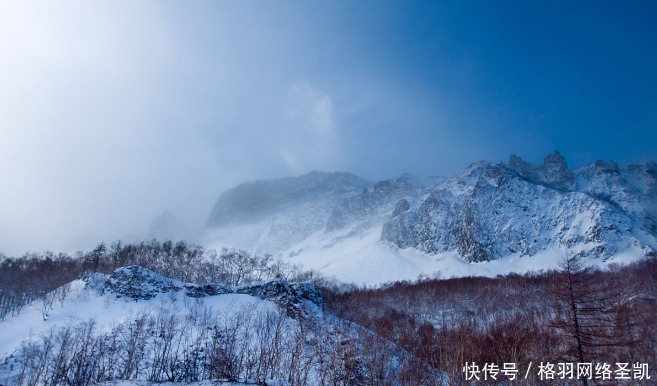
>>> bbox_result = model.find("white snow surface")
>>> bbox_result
[0,278,275,360]
[205,222,651,286]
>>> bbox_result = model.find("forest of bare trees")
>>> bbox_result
[1,241,656,385]
[9,296,424,385]
[324,255,657,385]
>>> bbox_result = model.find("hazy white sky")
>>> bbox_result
[0,1,350,254]
[1,0,656,255]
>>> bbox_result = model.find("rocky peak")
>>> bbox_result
[592,160,621,173]
[506,151,575,190]
[540,151,575,190]
[382,152,653,262]
[507,154,532,177]
[543,151,568,172]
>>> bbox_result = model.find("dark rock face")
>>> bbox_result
[101,266,323,318]
[184,283,232,298]
[236,281,324,318]
[507,151,576,191]
[105,266,183,301]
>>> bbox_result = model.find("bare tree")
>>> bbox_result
[551,255,633,386]
[40,290,56,321]
[56,282,71,308]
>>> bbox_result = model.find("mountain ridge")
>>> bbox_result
[201,152,657,283]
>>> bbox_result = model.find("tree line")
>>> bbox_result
[0,239,314,322]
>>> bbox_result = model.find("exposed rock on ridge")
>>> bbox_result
[100,266,323,317]
[236,281,324,318]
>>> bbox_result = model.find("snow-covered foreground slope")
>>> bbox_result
[0,265,326,357]
[0,267,425,386]
[0,271,281,381]
[202,153,657,285]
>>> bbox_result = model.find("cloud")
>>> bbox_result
[279,82,340,172]
[0,1,222,254]
[0,2,347,255]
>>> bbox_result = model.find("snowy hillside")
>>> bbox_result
[201,152,657,285]
[0,266,418,385]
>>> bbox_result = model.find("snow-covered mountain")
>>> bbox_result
[202,153,657,284]
[204,171,369,255]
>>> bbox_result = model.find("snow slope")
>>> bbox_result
[0,274,275,360]
[280,223,650,285]
[0,266,326,384]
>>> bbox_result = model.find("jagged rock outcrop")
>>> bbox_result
[184,283,232,298]
[507,151,576,190]
[100,266,323,317]
[236,281,324,317]
[105,266,184,300]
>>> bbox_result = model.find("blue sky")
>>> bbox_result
[1,0,656,254]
